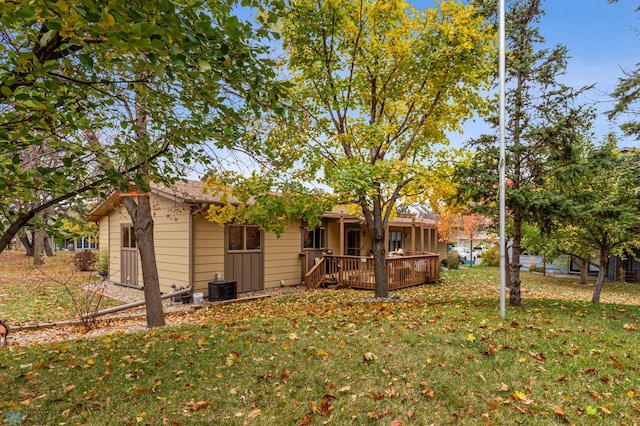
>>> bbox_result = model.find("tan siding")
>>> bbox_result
[263,222,303,289]
[326,221,341,254]
[192,215,225,294]
[105,204,130,284]
[151,197,190,292]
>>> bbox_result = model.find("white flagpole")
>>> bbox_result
[499,0,507,318]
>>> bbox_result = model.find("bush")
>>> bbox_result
[481,247,500,267]
[73,250,97,272]
[441,252,460,269]
[96,248,108,276]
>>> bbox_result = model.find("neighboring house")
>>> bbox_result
[55,236,98,251]
[88,180,443,297]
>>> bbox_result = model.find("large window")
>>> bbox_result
[228,225,262,251]
[389,231,402,252]
[304,227,326,249]
[122,226,136,248]
[78,237,97,249]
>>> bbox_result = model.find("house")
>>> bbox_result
[88,180,442,297]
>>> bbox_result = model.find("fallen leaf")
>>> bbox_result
[499,382,509,391]
[363,352,378,362]
[511,390,526,401]
[184,399,210,411]
[63,385,76,394]
[247,408,262,419]
[297,415,312,425]
[554,406,565,416]
[421,389,435,399]
[391,417,404,426]
[320,400,334,416]
[529,351,546,363]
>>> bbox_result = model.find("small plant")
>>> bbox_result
[481,246,500,267]
[73,250,97,272]
[441,252,460,269]
[96,248,109,277]
[37,260,106,330]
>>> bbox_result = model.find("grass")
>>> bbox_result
[2,264,640,424]
[0,251,121,324]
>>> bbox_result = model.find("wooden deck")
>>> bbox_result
[304,253,440,290]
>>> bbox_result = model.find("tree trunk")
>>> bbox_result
[591,254,609,303]
[373,236,388,298]
[509,214,522,306]
[469,238,474,267]
[43,236,54,257]
[122,195,166,328]
[32,212,45,266]
[19,235,34,256]
[360,192,392,299]
[580,258,588,285]
[504,239,511,289]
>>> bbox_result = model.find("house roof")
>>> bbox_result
[87,180,437,229]
[87,180,240,221]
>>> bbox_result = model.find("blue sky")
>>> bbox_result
[443,0,640,149]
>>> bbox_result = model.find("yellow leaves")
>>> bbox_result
[363,352,378,363]
[466,333,476,342]
[510,390,526,401]
[225,351,240,366]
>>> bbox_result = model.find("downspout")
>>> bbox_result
[107,214,111,280]
[189,206,194,290]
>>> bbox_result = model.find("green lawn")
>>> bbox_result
[2,266,640,425]
[0,251,120,325]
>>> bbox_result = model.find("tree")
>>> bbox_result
[453,0,593,306]
[461,213,486,266]
[0,0,284,251]
[1,0,286,327]
[548,139,640,302]
[258,0,494,298]
[437,210,457,250]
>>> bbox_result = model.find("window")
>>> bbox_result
[304,227,326,249]
[122,226,136,248]
[77,237,97,249]
[389,231,402,252]
[228,225,261,251]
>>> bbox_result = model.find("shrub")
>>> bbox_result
[441,252,460,269]
[96,248,109,276]
[73,250,97,272]
[481,247,500,267]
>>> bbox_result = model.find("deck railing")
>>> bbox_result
[304,253,440,290]
[304,257,328,289]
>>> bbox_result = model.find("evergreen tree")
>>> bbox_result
[453,0,593,306]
